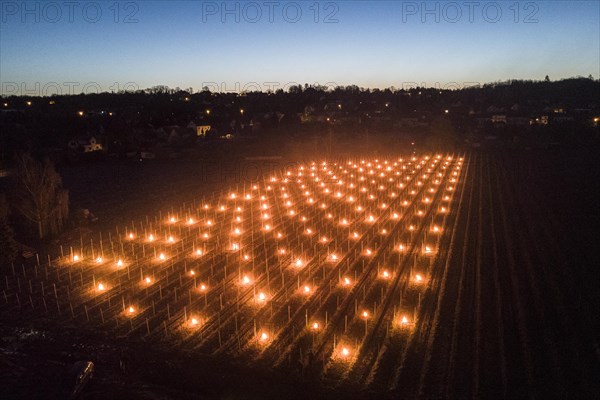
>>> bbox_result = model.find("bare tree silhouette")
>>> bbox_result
[0,194,18,263]
[11,153,69,239]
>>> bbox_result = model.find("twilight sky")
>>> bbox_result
[1,1,598,95]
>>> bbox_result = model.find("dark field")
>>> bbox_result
[1,147,599,399]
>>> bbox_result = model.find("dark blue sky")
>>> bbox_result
[1,1,598,95]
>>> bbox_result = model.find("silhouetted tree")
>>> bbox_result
[0,194,18,263]
[11,153,69,239]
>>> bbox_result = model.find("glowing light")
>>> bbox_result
[382,270,390,279]
[97,283,105,291]
[257,292,267,302]
[191,318,199,326]
[199,284,207,292]
[312,322,320,330]
[343,277,352,287]
[95,257,103,263]
[362,311,369,319]
[167,236,175,243]
[401,316,409,325]
[294,259,304,268]
[260,332,269,341]
[116,259,123,267]
[303,285,312,294]
[341,347,350,357]
[170,217,176,223]
[128,233,135,239]
[425,246,433,254]
[73,255,80,262]
[415,274,423,283]
[241,275,251,285]
[158,253,166,260]
[128,306,135,314]
[145,277,152,284]
[148,234,155,242]
[195,249,203,256]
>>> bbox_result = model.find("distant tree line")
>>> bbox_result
[0,76,598,161]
